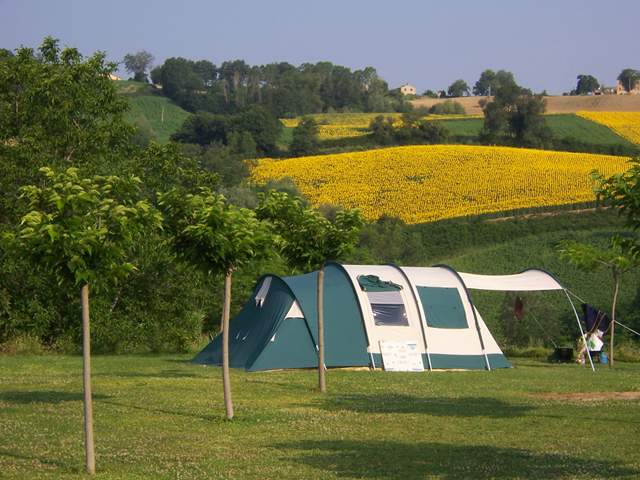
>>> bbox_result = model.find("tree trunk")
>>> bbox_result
[317,267,326,393]
[81,284,96,475]
[222,270,234,419]
[610,273,619,367]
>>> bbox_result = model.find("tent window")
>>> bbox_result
[417,286,468,329]
[367,291,409,327]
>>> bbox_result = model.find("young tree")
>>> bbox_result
[575,74,600,95]
[159,188,273,419]
[17,167,161,474]
[559,236,640,366]
[447,79,470,98]
[290,117,320,156]
[617,68,640,92]
[123,50,155,82]
[256,191,363,392]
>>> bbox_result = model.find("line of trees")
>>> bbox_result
[149,58,410,117]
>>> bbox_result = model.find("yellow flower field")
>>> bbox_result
[251,145,630,223]
[577,111,640,144]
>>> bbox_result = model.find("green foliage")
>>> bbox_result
[617,68,640,92]
[17,167,162,287]
[172,106,282,155]
[123,51,154,83]
[152,58,407,117]
[559,236,640,274]
[0,37,132,165]
[593,159,640,230]
[575,74,600,95]
[422,89,439,98]
[255,191,363,271]
[290,117,320,156]
[447,79,470,98]
[480,79,552,148]
[428,100,466,115]
[369,113,449,146]
[159,188,274,276]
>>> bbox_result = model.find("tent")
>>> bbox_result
[193,263,588,371]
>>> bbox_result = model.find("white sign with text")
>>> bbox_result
[379,341,424,372]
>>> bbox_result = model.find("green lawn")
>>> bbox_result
[1,355,639,479]
[544,114,636,147]
[117,81,191,144]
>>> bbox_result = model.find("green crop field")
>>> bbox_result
[117,81,191,143]
[1,355,639,479]
[545,114,637,147]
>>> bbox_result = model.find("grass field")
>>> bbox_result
[278,113,635,149]
[577,112,640,144]
[1,355,639,479]
[117,81,191,143]
[412,95,640,115]
[251,145,630,223]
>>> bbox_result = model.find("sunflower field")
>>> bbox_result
[577,111,640,144]
[251,145,630,223]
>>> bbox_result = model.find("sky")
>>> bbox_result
[1,0,638,95]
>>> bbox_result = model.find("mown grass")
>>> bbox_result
[116,81,191,144]
[1,355,639,479]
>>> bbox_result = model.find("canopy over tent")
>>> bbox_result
[458,269,564,292]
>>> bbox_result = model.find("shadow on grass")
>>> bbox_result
[0,390,109,404]
[97,398,219,422]
[0,448,78,472]
[322,394,532,418]
[277,440,638,479]
[99,369,203,379]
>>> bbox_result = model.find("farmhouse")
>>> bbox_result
[616,79,640,95]
[399,83,417,96]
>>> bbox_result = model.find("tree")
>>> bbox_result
[617,68,640,92]
[593,160,640,231]
[479,80,551,148]
[159,188,273,419]
[422,89,439,98]
[0,37,133,223]
[559,236,640,366]
[256,191,363,391]
[575,74,600,95]
[473,69,496,96]
[17,167,161,474]
[447,79,470,98]
[290,117,320,156]
[123,50,154,83]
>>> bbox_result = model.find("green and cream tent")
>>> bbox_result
[193,263,574,371]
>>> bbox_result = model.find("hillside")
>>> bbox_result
[116,80,190,143]
[251,145,630,223]
[412,95,640,115]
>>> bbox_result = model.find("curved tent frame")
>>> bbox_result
[456,267,595,372]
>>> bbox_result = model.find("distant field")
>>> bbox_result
[412,95,640,115]
[117,80,191,143]
[577,111,640,144]
[280,113,634,148]
[251,145,630,223]
[1,355,639,479]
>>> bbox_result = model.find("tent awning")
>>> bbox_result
[458,269,564,292]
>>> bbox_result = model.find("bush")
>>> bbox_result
[429,100,466,115]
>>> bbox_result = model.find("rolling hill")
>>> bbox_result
[116,80,190,143]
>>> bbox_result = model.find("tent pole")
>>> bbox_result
[564,289,595,372]
[388,264,432,371]
[615,320,640,337]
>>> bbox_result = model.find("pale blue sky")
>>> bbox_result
[1,0,638,94]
